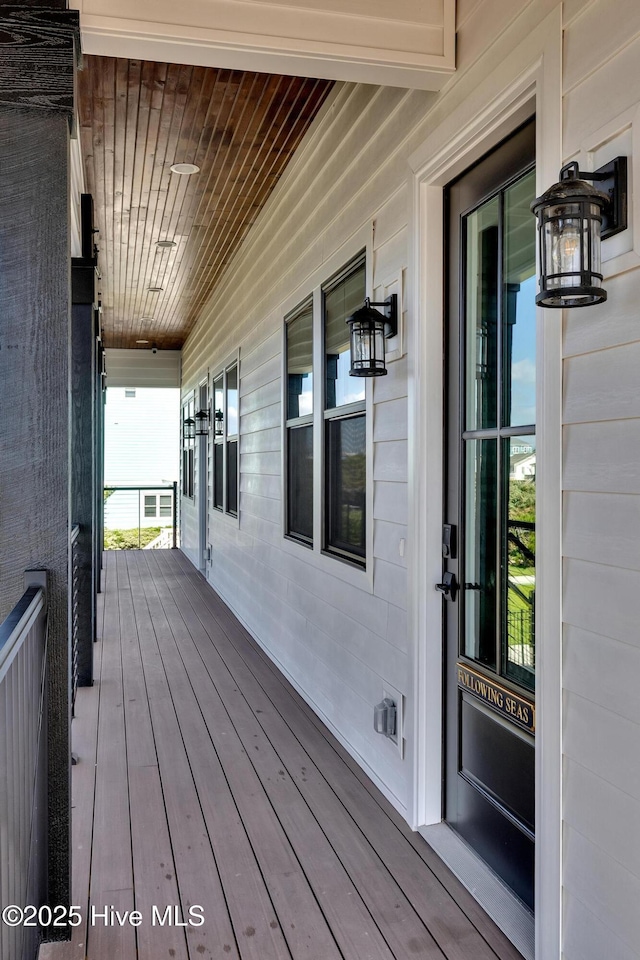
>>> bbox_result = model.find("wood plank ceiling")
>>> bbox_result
[78,57,333,349]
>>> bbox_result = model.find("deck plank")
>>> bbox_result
[120,552,189,960]
[86,553,136,960]
[166,549,522,960]
[121,554,240,960]
[128,550,293,960]
[42,550,524,960]
[137,551,339,960]
[148,550,444,960]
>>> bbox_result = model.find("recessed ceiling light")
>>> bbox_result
[148,286,163,293]
[170,162,200,175]
[156,239,177,248]
[136,339,149,344]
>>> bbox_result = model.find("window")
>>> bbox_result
[144,493,173,519]
[285,301,313,544]
[226,364,238,517]
[213,375,224,511]
[182,396,195,499]
[323,255,366,564]
[212,361,239,517]
[283,253,368,568]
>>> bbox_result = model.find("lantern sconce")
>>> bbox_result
[184,417,196,441]
[531,156,627,308]
[194,408,210,436]
[346,294,398,377]
[213,408,224,437]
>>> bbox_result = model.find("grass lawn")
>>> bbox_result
[104,527,162,550]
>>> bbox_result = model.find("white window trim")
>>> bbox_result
[407,9,562,960]
[279,229,375,595]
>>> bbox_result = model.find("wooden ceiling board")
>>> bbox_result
[78,56,333,349]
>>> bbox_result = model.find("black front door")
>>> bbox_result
[443,120,537,910]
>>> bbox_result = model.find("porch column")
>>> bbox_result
[71,194,99,686]
[0,0,80,923]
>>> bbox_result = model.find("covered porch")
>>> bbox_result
[42,549,522,960]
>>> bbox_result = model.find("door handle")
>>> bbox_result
[435,571,458,601]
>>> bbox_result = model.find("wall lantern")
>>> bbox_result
[194,408,209,436]
[183,417,196,441]
[530,156,627,307]
[213,408,224,437]
[346,295,398,376]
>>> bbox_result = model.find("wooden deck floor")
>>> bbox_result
[41,549,523,960]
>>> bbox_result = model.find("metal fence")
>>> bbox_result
[103,483,177,549]
[70,525,80,716]
[0,573,48,960]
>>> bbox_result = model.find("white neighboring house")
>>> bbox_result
[510,452,536,480]
[104,387,180,530]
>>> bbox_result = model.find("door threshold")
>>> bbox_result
[419,822,534,960]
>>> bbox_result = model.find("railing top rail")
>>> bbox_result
[0,586,46,684]
[104,485,176,491]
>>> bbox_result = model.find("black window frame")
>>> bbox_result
[322,253,367,567]
[211,360,239,518]
[285,298,314,547]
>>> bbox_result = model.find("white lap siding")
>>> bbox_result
[179,3,640,952]
[563,2,640,956]
[181,81,424,813]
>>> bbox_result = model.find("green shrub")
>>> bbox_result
[104,527,162,550]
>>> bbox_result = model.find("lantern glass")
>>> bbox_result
[532,171,609,308]
[348,314,386,376]
[194,410,209,435]
[214,410,223,436]
[184,417,195,441]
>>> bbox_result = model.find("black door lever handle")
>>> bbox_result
[435,572,458,601]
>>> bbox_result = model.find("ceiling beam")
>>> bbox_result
[70,0,456,91]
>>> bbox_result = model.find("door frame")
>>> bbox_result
[407,9,562,959]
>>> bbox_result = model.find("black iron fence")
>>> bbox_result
[70,524,80,716]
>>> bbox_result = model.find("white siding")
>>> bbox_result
[181,79,421,811]
[174,1,640,953]
[104,388,180,486]
[562,1,640,954]
[105,348,181,387]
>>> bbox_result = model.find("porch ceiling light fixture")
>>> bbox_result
[346,295,398,377]
[156,239,177,249]
[194,408,210,436]
[183,417,196,442]
[213,408,224,437]
[148,286,163,293]
[170,162,200,175]
[530,156,627,307]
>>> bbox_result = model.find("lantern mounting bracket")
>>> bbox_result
[365,295,398,339]
[560,156,627,240]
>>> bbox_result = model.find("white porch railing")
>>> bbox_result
[144,526,174,549]
[0,572,48,960]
